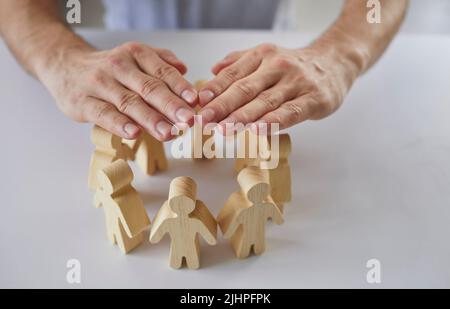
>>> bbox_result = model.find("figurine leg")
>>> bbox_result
[169,243,183,269]
[185,237,201,269]
[253,239,266,256]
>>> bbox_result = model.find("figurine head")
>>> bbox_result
[168,176,197,215]
[237,166,270,204]
[97,159,133,194]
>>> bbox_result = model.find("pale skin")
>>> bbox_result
[0,0,408,140]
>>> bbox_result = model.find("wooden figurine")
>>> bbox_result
[192,80,215,160]
[260,134,292,213]
[88,125,128,190]
[217,166,283,259]
[94,159,151,254]
[126,130,168,175]
[149,176,217,269]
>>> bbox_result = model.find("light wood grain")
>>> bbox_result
[95,159,151,254]
[218,166,283,259]
[88,125,129,190]
[150,176,217,269]
[127,131,168,175]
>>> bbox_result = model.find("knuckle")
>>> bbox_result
[153,64,178,81]
[257,91,279,110]
[306,79,320,92]
[158,98,174,116]
[67,103,86,123]
[221,66,241,83]
[316,100,333,117]
[95,104,114,121]
[111,114,126,129]
[107,54,124,68]
[90,70,106,85]
[68,92,85,107]
[210,100,231,117]
[204,81,222,95]
[214,100,231,118]
[284,102,305,122]
[117,92,141,113]
[233,80,256,100]
[271,55,297,70]
[140,78,164,98]
[257,43,277,55]
[122,41,144,55]
[292,74,306,84]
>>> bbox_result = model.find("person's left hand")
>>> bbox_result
[197,43,361,133]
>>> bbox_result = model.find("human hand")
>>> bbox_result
[197,43,361,133]
[38,42,197,141]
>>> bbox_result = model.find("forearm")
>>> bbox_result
[0,0,92,79]
[311,0,408,75]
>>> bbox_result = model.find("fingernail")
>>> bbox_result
[176,107,195,123]
[199,108,216,123]
[166,55,179,63]
[156,121,172,137]
[124,123,139,137]
[181,89,197,105]
[199,90,215,105]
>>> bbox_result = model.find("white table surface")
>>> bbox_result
[1,30,449,289]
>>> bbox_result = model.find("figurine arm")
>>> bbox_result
[191,200,217,245]
[217,192,246,238]
[149,201,172,243]
[266,203,284,225]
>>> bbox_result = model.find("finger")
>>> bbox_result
[198,52,262,106]
[198,69,282,125]
[219,83,298,131]
[133,49,197,106]
[82,97,140,140]
[91,78,175,141]
[111,60,196,125]
[154,48,187,74]
[256,96,313,131]
[211,50,246,75]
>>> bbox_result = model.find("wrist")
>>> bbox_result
[308,28,371,78]
[32,24,94,81]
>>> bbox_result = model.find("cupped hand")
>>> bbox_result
[39,42,197,141]
[197,43,360,133]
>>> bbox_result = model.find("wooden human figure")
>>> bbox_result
[95,159,151,254]
[260,134,292,213]
[150,176,217,269]
[124,130,168,175]
[88,125,129,190]
[234,129,270,173]
[217,166,283,259]
[192,80,215,160]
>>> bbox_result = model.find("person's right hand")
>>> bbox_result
[38,42,197,141]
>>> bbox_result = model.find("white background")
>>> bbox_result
[0,30,449,288]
